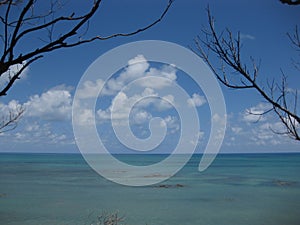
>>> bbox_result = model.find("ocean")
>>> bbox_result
[0,153,300,225]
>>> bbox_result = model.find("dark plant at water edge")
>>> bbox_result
[88,211,127,225]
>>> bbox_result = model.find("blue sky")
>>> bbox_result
[0,0,299,153]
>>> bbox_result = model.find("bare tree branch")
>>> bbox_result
[0,104,24,133]
[0,0,174,133]
[0,56,42,96]
[280,0,300,5]
[287,25,300,50]
[0,0,174,96]
[193,7,300,141]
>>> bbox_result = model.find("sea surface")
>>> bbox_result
[0,153,300,225]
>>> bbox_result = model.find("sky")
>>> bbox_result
[0,0,299,154]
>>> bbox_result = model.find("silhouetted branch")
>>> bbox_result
[0,104,24,133]
[287,26,300,49]
[193,7,300,141]
[280,0,300,5]
[0,0,173,133]
[0,0,173,96]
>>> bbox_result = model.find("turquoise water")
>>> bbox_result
[0,153,300,225]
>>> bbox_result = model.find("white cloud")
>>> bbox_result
[0,85,75,146]
[137,65,177,89]
[76,79,104,99]
[24,85,72,121]
[160,115,180,134]
[0,62,29,90]
[111,56,176,91]
[240,33,255,40]
[97,88,176,123]
[108,91,131,120]
[242,103,271,123]
[212,113,226,124]
[74,109,95,126]
[227,106,296,147]
[155,94,175,111]
[97,91,143,121]
[248,122,284,146]
[25,122,40,132]
[126,54,150,76]
[0,99,23,114]
[0,85,73,122]
[231,126,242,134]
[12,122,71,145]
[187,93,206,107]
[75,55,150,99]
[103,55,150,95]
[131,109,152,125]
[210,113,227,143]
[282,116,300,131]
[76,55,178,99]
[189,130,205,145]
[241,103,299,145]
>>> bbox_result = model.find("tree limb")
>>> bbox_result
[0,0,174,133]
[193,7,300,141]
[0,0,174,97]
[0,104,24,133]
[280,0,300,5]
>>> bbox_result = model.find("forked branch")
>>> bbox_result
[0,104,24,133]
[0,0,173,133]
[0,0,174,96]
[193,7,300,141]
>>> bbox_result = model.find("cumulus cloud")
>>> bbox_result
[189,130,205,146]
[102,55,149,95]
[76,55,178,99]
[231,126,242,134]
[212,113,226,124]
[242,103,271,123]
[0,85,73,122]
[248,121,285,146]
[76,55,180,128]
[12,121,71,145]
[80,55,183,136]
[155,94,174,111]
[0,84,75,147]
[102,91,132,120]
[24,85,72,121]
[131,109,152,125]
[187,93,206,107]
[240,103,299,146]
[0,99,23,113]
[97,91,144,122]
[74,109,95,126]
[0,62,29,90]
[95,88,180,135]
[126,54,150,77]
[209,113,227,144]
[97,88,176,123]
[76,79,105,99]
[224,105,297,147]
[161,115,180,134]
[137,65,177,89]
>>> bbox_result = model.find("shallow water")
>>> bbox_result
[0,153,300,225]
